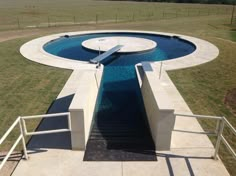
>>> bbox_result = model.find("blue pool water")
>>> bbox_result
[44,33,196,160]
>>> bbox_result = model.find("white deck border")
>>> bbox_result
[82,36,157,53]
[20,30,219,71]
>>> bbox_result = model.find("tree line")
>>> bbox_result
[107,0,235,5]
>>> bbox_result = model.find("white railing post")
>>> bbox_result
[67,113,72,131]
[0,112,72,171]
[19,117,28,160]
[159,61,163,80]
[215,119,220,134]
[214,117,224,160]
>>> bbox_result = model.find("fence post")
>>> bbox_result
[73,16,76,24]
[213,117,224,160]
[17,17,20,29]
[132,12,135,21]
[47,17,50,27]
[19,117,28,160]
[231,5,235,25]
[96,14,98,24]
[115,14,118,23]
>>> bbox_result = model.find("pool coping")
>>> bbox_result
[20,30,219,71]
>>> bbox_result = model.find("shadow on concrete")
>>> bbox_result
[27,94,74,150]
[0,152,22,162]
[156,152,213,176]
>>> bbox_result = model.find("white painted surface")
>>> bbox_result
[82,36,157,53]
[69,68,103,150]
[140,64,175,150]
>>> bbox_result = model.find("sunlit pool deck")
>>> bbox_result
[12,30,230,176]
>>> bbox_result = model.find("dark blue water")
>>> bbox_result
[44,33,196,161]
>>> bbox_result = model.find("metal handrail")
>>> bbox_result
[0,112,71,171]
[175,113,222,120]
[21,112,71,136]
[175,113,236,160]
[0,117,28,170]
[220,117,236,160]
[223,117,236,135]
[175,113,222,139]
[0,117,20,145]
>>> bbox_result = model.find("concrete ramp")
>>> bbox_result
[90,45,123,64]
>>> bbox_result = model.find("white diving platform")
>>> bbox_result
[90,45,123,64]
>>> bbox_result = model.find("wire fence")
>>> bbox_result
[0,7,233,31]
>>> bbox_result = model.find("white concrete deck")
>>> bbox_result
[82,36,157,53]
[13,30,230,176]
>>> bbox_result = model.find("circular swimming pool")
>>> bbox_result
[43,32,196,65]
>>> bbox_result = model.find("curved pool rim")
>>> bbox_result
[20,30,219,71]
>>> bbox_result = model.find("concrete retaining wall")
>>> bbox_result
[136,62,175,151]
[69,66,103,150]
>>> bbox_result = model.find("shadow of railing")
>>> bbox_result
[27,94,74,150]
[156,152,213,176]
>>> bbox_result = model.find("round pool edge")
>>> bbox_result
[20,30,219,71]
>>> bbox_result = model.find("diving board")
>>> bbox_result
[90,45,123,64]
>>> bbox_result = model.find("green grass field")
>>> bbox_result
[232,31,236,41]
[0,38,71,149]
[0,0,234,30]
[0,0,235,175]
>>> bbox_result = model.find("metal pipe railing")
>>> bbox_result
[214,119,224,160]
[0,117,21,145]
[221,135,236,159]
[0,117,28,170]
[223,117,236,135]
[21,112,70,119]
[0,135,23,170]
[175,113,222,120]
[21,112,71,136]
[175,113,236,160]
[26,129,70,136]
[19,117,28,160]
[0,112,71,172]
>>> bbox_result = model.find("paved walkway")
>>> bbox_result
[12,66,229,176]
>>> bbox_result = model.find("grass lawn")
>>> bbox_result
[0,0,235,175]
[0,38,72,150]
[0,0,233,30]
[231,31,236,41]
